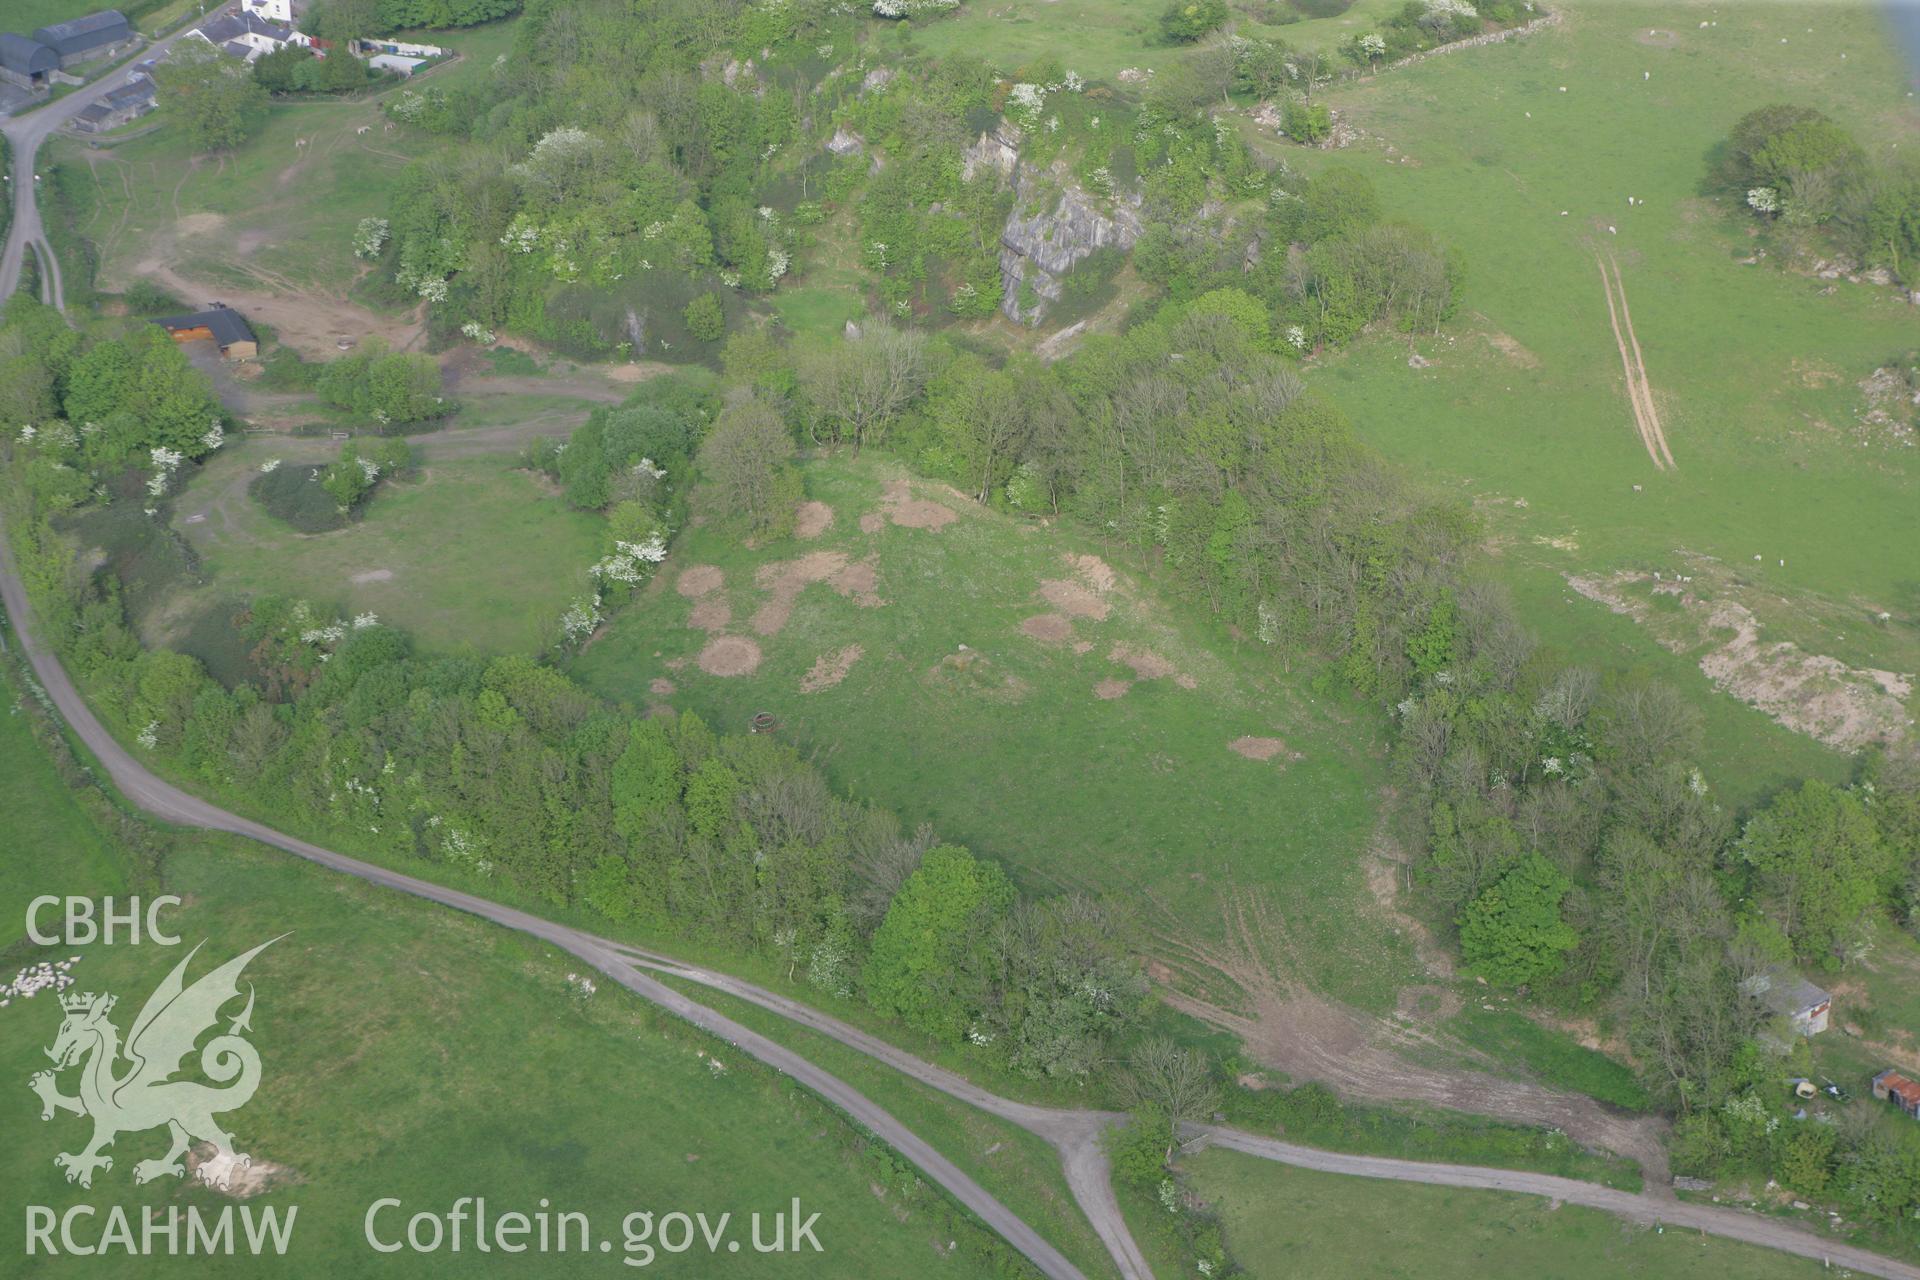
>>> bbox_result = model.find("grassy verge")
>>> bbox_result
[1175,1147,1827,1279]
[653,972,1123,1280]
[1221,1081,1643,1191]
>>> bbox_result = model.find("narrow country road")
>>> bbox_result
[0,27,196,306]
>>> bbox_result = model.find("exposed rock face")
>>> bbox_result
[826,127,865,157]
[963,127,1141,326]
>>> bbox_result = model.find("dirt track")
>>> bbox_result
[1155,893,1674,1190]
[1595,250,1676,469]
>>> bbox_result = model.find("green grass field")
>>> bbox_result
[0,685,124,950]
[1271,1,1920,802]
[58,98,410,299]
[3,0,132,33]
[0,713,1039,1278]
[572,455,1414,1013]
[890,0,1412,82]
[172,443,605,656]
[1150,1147,1828,1279]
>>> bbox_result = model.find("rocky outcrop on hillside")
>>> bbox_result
[963,126,1142,326]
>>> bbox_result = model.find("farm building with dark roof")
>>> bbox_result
[30,10,133,68]
[0,33,58,89]
[155,306,258,359]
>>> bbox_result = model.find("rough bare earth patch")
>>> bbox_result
[676,565,724,598]
[753,551,850,636]
[1155,895,1671,1186]
[1483,330,1541,368]
[1040,580,1110,620]
[1094,677,1132,700]
[1110,644,1177,681]
[1064,553,1116,592]
[1857,365,1918,449]
[867,477,958,531]
[648,678,676,696]
[794,501,835,540]
[801,644,865,693]
[350,568,394,583]
[1038,552,1119,621]
[1229,736,1295,762]
[697,635,763,677]
[1568,568,1912,750]
[688,599,731,632]
[1019,613,1075,644]
[829,557,887,607]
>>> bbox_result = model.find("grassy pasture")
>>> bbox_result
[0,685,125,949]
[571,455,1417,1013]
[171,441,604,656]
[1149,1147,1828,1280]
[890,0,1411,82]
[1272,0,1920,801]
[58,97,413,299]
[0,831,1033,1277]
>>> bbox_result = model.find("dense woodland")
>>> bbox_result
[8,0,1920,1261]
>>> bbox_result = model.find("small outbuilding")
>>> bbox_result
[155,305,257,360]
[0,33,58,89]
[1873,1069,1920,1120]
[30,10,133,68]
[1758,969,1832,1038]
[72,76,155,132]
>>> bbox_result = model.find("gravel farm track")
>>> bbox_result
[5,54,1920,1280]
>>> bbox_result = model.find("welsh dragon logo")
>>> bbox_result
[29,937,282,1190]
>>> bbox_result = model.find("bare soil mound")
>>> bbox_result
[1111,644,1176,680]
[1039,551,1119,620]
[891,499,957,529]
[1064,553,1117,593]
[697,635,763,677]
[1229,736,1293,761]
[648,678,676,696]
[688,598,731,632]
[867,477,958,531]
[830,558,886,607]
[794,501,835,540]
[1040,580,1111,620]
[801,644,864,693]
[1020,613,1074,644]
[1094,677,1132,700]
[676,565,724,598]
[753,551,850,636]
